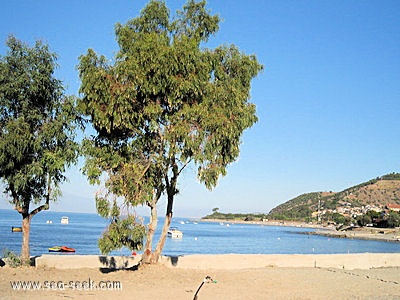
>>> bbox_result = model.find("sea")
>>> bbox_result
[1,209,399,257]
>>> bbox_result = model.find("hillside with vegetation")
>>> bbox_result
[202,208,267,222]
[202,173,400,228]
[267,173,400,226]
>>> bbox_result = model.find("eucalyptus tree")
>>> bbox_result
[0,36,80,264]
[78,0,262,263]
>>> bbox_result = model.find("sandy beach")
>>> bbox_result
[1,254,400,300]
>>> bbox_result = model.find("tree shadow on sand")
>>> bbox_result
[98,256,139,273]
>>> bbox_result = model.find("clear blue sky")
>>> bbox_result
[1,0,399,217]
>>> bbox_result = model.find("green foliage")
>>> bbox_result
[381,173,400,181]
[386,212,400,228]
[366,210,381,219]
[268,192,321,220]
[78,0,262,196]
[320,212,353,225]
[78,0,262,257]
[267,172,400,222]
[332,213,351,225]
[0,36,80,210]
[2,249,22,268]
[203,211,268,221]
[0,36,80,262]
[97,197,145,254]
[356,214,372,227]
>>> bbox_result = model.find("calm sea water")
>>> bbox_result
[1,209,399,257]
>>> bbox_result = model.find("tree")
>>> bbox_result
[0,36,80,264]
[78,0,263,263]
[332,213,352,225]
[367,210,381,224]
[386,212,400,228]
[356,214,372,227]
[212,207,219,213]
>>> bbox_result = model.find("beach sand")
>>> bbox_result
[1,254,400,299]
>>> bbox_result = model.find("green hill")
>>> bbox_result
[267,173,400,221]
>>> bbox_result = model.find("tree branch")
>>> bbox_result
[29,203,49,217]
[178,158,192,176]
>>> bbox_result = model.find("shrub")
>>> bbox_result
[356,214,372,227]
[387,212,400,228]
[2,249,22,268]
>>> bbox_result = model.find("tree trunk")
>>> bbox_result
[150,164,178,263]
[21,213,32,265]
[141,203,158,264]
[142,161,179,264]
[13,183,50,266]
[151,212,172,263]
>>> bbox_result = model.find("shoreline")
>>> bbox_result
[201,218,327,229]
[309,227,400,243]
[201,218,400,243]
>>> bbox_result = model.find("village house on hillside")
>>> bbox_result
[314,204,383,220]
[387,203,400,212]
[314,203,400,222]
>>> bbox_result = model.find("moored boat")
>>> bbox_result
[48,246,76,253]
[167,227,183,239]
[60,246,76,252]
[60,216,69,224]
[11,226,22,232]
[48,246,62,252]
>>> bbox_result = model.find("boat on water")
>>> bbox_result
[167,227,183,239]
[48,246,76,253]
[60,246,75,252]
[60,216,69,224]
[48,246,62,252]
[11,226,22,232]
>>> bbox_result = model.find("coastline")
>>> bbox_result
[201,218,326,229]
[309,227,400,243]
[201,218,400,243]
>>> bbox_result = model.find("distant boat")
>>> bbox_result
[11,226,22,232]
[46,220,52,224]
[167,227,183,239]
[60,216,69,224]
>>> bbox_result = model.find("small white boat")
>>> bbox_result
[167,227,183,239]
[61,216,69,224]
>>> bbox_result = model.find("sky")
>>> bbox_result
[0,0,399,217]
